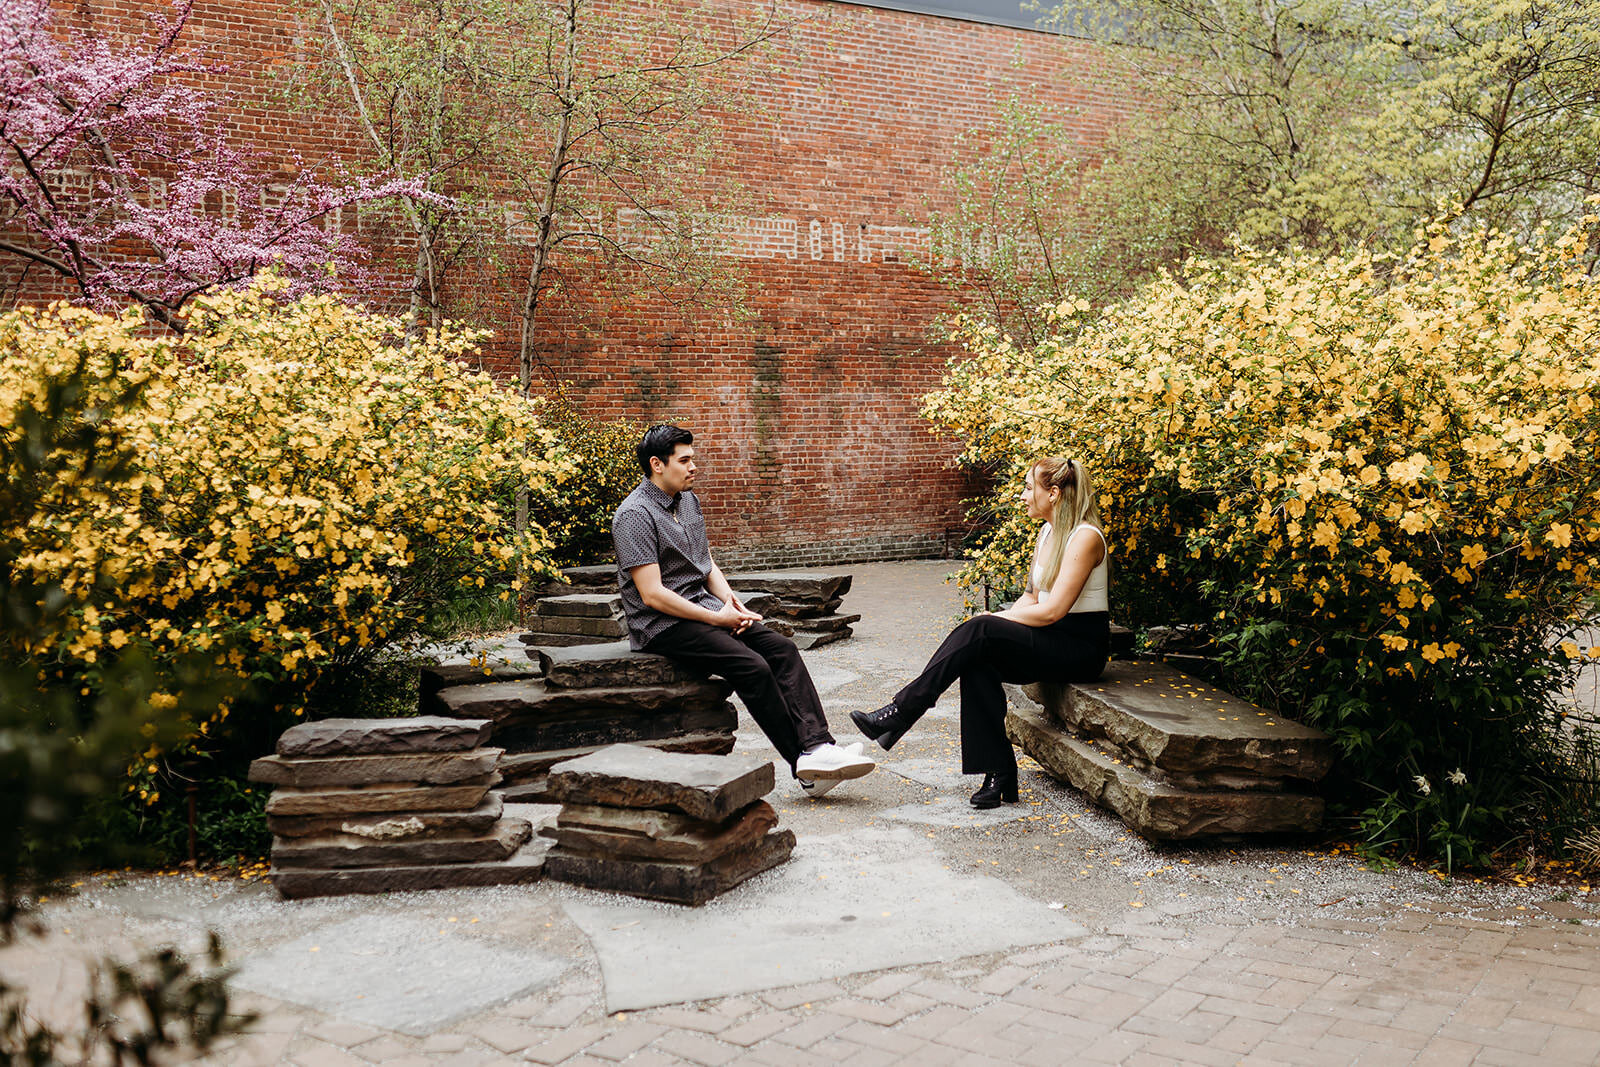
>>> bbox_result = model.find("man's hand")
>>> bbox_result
[713,601,762,633]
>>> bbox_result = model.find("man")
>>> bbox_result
[612,424,875,796]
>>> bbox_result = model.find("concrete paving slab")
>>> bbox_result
[805,664,859,695]
[230,914,567,1035]
[561,828,1086,1011]
[880,758,967,790]
[877,795,1034,829]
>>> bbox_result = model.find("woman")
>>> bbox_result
[851,456,1110,808]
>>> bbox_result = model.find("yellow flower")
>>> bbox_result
[1546,523,1573,548]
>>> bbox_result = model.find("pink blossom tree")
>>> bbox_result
[0,0,427,328]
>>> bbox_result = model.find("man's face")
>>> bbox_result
[652,443,696,495]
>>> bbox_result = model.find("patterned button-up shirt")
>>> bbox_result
[612,477,723,649]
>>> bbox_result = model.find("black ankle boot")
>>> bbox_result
[970,770,1019,809]
[849,701,918,752]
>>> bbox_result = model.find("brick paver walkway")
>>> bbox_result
[194,902,1598,1065]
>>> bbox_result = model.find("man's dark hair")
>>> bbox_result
[637,424,693,474]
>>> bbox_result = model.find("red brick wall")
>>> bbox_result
[19,0,1132,567]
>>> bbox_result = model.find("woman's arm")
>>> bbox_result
[995,527,1104,627]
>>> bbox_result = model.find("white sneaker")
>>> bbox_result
[799,776,841,798]
[796,741,876,781]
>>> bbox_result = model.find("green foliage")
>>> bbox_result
[2,934,254,1066]
[934,0,1600,337]
[529,392,648,566]
[923,217,1600,867]
[1,283,574,806]
[1,340,251,1064]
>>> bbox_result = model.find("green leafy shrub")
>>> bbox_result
[529,390,647,566]
[923,216,1600,867]
[2,347,251,1062]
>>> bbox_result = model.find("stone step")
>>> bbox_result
[546,743,775,822]
[534,642,700,689]
[1024,660,1334,782]
[517,631,604,648]
[419,659,542,696]
[723,571,852,601]
[430,677,733,723]
[736,591,778,614]
[788,612,860,634]
[525,564,616,598]
[543,828,795,906]
[791,628,852,650]
[263,774,499,817]
[519,614,628,638]
[533,593,622,618]
[276,716,492,758]
[267,796,505,840]
[270,815,532,869]
[248,748,503,789]
[491,705,738,755]
[1007,703,1324,840]
[545,800,779,864]
[497,731,737,785]
[268,835,552,900]
[757,596,844,619]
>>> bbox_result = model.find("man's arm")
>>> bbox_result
[631,563,753,630]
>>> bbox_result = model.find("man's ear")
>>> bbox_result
[648,455,665,476]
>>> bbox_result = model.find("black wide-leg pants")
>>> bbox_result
[644,620,834,772]
[894,612,1110,775]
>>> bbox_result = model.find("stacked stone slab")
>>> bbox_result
[518,565,617,647]
[518,564,784,650]
[430,642,738,803]
[1006,660,1335,840]
[725,570,859,649]
[250,717,548,899]
[521,592,629,647]
[418,633,544,701]
[541,743,795,905]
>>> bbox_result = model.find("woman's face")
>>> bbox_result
[1022,467,1059,521]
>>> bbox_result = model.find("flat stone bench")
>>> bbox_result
[431,642,738,802]
[1006,660,1334,840]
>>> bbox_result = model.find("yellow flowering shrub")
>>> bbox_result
[1,279,575,790]
[923,215,1600,865]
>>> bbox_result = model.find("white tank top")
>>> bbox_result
[1031,522,1109,614]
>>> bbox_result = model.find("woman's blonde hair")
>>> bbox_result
[1032,456,1101,592]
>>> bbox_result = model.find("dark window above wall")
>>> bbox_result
[837,0,1066,33]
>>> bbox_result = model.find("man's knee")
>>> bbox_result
[720,643,780,688]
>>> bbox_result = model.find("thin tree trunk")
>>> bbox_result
[515,0,579,536]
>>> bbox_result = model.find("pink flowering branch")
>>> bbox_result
[0,0,435,328]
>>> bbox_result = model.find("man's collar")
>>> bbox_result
[639,477,680,509]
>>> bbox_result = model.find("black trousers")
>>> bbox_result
[895,612,1109,775]
[644,620,834,772]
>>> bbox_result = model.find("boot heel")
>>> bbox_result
[970,771,1018,809]
[850,703,915,752]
